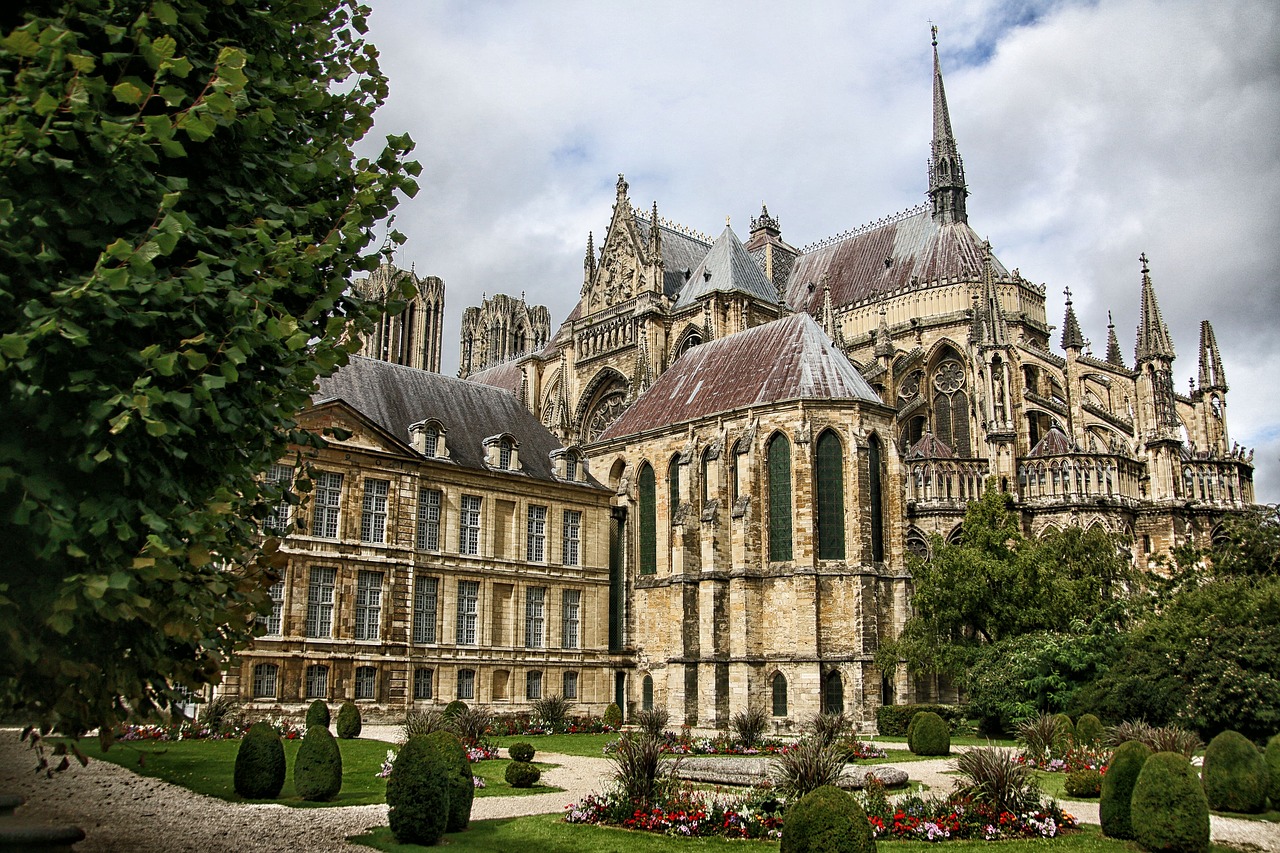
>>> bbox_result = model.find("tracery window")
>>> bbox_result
[772,672,788,717]
[767,433,792,561]
[931,357,971,456]
[815,430,845,560]
[638,463,656,575]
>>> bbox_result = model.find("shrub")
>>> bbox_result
[450,706,493,747]
[1052,713,1075,745]
[809,712,848,747]
[779,784,873,853]
[1018,712,1068,763]
[1075,713,1104,747]
[634,708,669,738]
[771,737,847,801]
[1100,739,1152,839]
[403,707,447,740]
[1201,730,1267,814]
[611,731,675,810]
[603,702,623,729]
[1065,768,1103,798]
[1106,719,1153,749]
[335,701,361,739]
[732,706,770,749]
[1130,752,1210,853]
[425,730,474,832]
[294,724,343,801]
[233,721,285,799]
[875,703,967,737]
[531,694,573,731]
[443,700,468,720]
[305,700,330,729]
[1146,725,1202,758]
[1267,734,1280,806]
[952,746,1040,814]
[198,696,243,731]
[387,734,451,845]
[908,712,950,756]
[508,741,535,763]
[505,760,541,788]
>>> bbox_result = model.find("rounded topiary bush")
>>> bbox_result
[424,730,474,833]
[1202,730,1267,814]
[387,734,451,845]
[1131,751,1210,853]
[504,760,541,788]
[1052,713,1075,747]
[305,700,330,729]
[1100,739,1152,839]
[294,724,343,801]
[1075,713,1104,747]
[443,700,468,721]
[508,741,535,763]
[335,700,362,739]
[1266,734,1280,806]
[908,711,950,756]
[233,721,285,799]
[603,702,623,729]
[1065,768,1103,798]
[779,784,874,853]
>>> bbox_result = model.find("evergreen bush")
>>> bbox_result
[1052,712,1075,746]
[603,702,623,729]
[1130,751,1210,853]
[425,730,474,832]
[875,703,967,737]
[508,741,535,763]
[294,724,343,801]
[908,711,950,756]
[1266,734,1280,806]
[1201,730,1267,813]
[779,784,874,853]
[387,734,451,845]
[443,699,469,720]
[1100,739,1151,838]
[504,760,541,788]
[1065,768,1103,798]
[233,721,285,799]
[1075,713,1104,747]
[335,700,362,739]
[305,700,330,729]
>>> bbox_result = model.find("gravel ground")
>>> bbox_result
[2,730,1277,852]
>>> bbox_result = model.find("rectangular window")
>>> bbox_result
[354,665,377,700]
[264,464,292,533]
[261,581,284,636]
[413,668,434,700]
[456,580,479,645]
[562,589,581,649]
[314,472,343,539]
[305,664,329,698]
[525,586,545,649]
[355,570,383,641]
[416,488,441,551]
[457,668,475,700]
[526,505,547,563]
[360,478,389,544]
[460,495,481,555]
[305,567,336,638]
[412,575,438,644]
[252,664,278,698]
[563,670,579,700]
[562,509,581,566]
[526,669,542,700]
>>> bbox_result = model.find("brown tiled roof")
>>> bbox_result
[467,360,522,395]
[784,206,1008,314]
[906,433,955,460]
[598,313,880,440]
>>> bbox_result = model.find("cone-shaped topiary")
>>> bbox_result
[1266,734,1280,806]
[305,700,330,729]
[1052,713,1075,748]
[387,734,451,845]
[1075,713,1104,747]
[1131,751,1209,853]
[335,700,362,739]
[603,702,623,729]
[780,784,874,853]
[1100,739,1152,839]
[504,760,541,788]
[508,741,535,763]
[233,721,285,799]
[424,730,474,832]
[1202,730,1267,813]
[908,711,950,756]
[294,724,343,801]
[443,700,468,721]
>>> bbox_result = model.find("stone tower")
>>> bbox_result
[458,293,551,378]
[356,263,445,373]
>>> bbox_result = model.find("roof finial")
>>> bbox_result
[931,23,938,47]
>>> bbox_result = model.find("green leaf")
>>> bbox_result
[152,1,178,25]
[111,81,146,105]
[34,91,60,116]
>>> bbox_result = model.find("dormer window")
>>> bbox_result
[483,434,520,471]
[550,446,588,481]
[499,438,513,469]
[409,419,449,460]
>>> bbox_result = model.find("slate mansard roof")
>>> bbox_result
[314,356,598,486]
[599,313,882,441]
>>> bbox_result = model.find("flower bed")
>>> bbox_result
[603,728,794,757]
[862,793,1075,841]
[1017,746,1109,774]
[565,782,784,840]
[112,718,303,742]
[490,713,617,736]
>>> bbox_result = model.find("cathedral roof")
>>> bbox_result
[315,356,586,484]
[466,359,523,395]
[1027,427,1075,457]
[783,206,1008,315]
[598,313,880,440]
[671,225,780,309]
[634,216,712,298]
[905,433,955,460]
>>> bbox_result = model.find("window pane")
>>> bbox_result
[561,589,580,649]
[869,435,884,562]
[460,495,481,555]
[457,669,475,700]
[815,431,845,560]
[413,668,434,700]
[314,472,343,539]
[767,434,792,561]
[306,567,336,638]
[305,664,329,698]
[562,510,581,566]
[563,671,578,700]
[526,670,542,700]
[412,575,438,644]
[772,672,788,716]
[355,570,383,641]
[252,664,278,698]
[638,464,656,575]
[264,464,292,534]
[524,586,545,649]
[526,506,546,563]
[261,581,284,635]
[456,580,479,644]
[360,479,389,544]
[355,666,377,700]
[416,488,441,551]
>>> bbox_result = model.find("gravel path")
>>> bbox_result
[3,730,1277,851]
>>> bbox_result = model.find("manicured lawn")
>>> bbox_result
[875,735,1018,748]
[859,748,942,765]
[488,732,617,757]
[472,759,563,798]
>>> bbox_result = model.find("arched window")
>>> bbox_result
[668,455,681,517]
[304,664,329,699]
[700,448,714,505]
[767,433,792,561]
[931,355,971,456]
[638,463,656,575]
[642,675,654,712]
[868,434,884,562]
[729,441,743,501]
[815,430,845,560]
[771,672,788,717]
[822,670,844,715]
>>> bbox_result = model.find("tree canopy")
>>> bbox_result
[0,0,417,734]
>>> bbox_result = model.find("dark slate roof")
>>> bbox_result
[1027,427,1075,458]
[672,225,780,310]
[635,216,712,297]
[467,360,523,395]
[598,313,881,440]
[315,356,587,484]
[784,206,1009,314]
[906,433,955,460]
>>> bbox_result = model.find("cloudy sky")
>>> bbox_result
[360,0,1280,502]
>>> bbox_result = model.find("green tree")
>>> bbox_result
[0,0,417,735]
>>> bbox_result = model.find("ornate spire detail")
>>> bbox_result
[584,231,596,277]
[555,350,571,437]
[928,26,968,225]
[650,201,661,254]
[751,202,780,236]
[820,276,841,344]
[974,241,1008,346]
[1198,320,1226,391]
[1135,253,1175,362]
[1104,311,1126,368]
[615,173,629,203]
[1061,287,1085,351]
[633,333,653,397]
[874,305,895,360]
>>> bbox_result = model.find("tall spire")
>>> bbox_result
[1061,287,1085,351]
[928,26,968,225]
[1135,253,1175,362]
[973,241,1008,346]
[1198,320,1226,391]
[1104,311,1126,368]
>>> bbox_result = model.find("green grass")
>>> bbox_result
[488,732,618,757]
[472,759,563,798]
[859,748,943,765]
[874,735,1018,748]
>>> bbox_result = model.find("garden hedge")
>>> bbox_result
[425,730,474,832]
[233,721,285,799]
[1266,734,1280,805]
[508,741,535,763]
[294,724,343,801]
[305,700,330,729]
[387,734,451,845]
[1100,739,1151,839]
[1201,730,1267,813]
[876,703,967,737]
[504,760,541,788]
[1065,768,1102,798]
[1074,713,1104,747]
[335,700,362,739]
[1130,751,1209,853]
[908,711,950,756]
[780,784,873,853]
